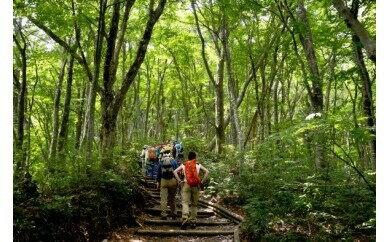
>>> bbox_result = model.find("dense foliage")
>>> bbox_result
[13,150,143,241]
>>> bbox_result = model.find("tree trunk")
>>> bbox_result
[350,0,376,169]
[273,79,279,132]
[100,0,167,167]
[58,55,74,155]
[297,3,323,113]
[223,16,243,154]
[296,2,325,170]
[75,82,86,149]
[81,0,107,156]
[26,62,39,169]
[325,53,336,113]
[215,56,225,154]
[191,0,225,153]
[145,60,152,137]
[49,54,68,161]
[170,51,190,137]
[332,0,376,62]
[14,33,28,171]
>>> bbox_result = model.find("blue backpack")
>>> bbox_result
[175,143,183,155]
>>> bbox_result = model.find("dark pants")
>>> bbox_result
[147,160,157,178]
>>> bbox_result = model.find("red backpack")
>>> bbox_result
[184,159,201,187]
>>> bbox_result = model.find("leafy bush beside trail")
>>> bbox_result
[14,152,144,242]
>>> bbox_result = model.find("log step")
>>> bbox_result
[144,207,214,216]
[144,219,231,226]
[136,229,234,236]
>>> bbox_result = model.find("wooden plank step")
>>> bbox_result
[144,219,231,226]
[136,229,234,236]
[147,198,208,208]
[144,207,214,216]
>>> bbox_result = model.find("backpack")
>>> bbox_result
[148,147,156,160]
[155,147,161,157]
[184,159,201,187]
[175,143,183,154]
[161,156,174,179]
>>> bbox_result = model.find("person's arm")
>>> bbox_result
[173,165,183,183]
[145,149,149,161]
[199,164,209,184]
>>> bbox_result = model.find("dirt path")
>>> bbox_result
[105,177,243,241]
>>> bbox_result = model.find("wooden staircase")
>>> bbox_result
[133,177,244,241]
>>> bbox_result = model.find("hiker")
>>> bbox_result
[175,141,184,160]
[140,145,148,173]
[172,141,177,159]
[156,144,163,161]
[146,146,157,179]
[157,147,178,220]
[174,151,209,229]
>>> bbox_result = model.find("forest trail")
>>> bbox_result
[105,177,243,241]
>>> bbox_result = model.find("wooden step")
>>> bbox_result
[144,207,214,216]
[136,229,234,236]
[147,195,208,208]
[144,219,231,226]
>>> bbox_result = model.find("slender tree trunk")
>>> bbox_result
[244,110,258,148]
[345,82,365,169]
[81,0,107,156]
[26,62,39,169]
[58,55,74,155]
[14,30,28,172]
[215,56,225,154]
[191,0,226,153]
[297,3,323,113]
[273,79,279,131]
[75,82,86,149]
[49,54,68,161]
[250,54,263,144]
[223,16,243,155]
[297,2,325,170]
[170,51,190,136]
[325,53,336,113]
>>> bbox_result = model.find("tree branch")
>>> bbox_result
[112,0,167,115]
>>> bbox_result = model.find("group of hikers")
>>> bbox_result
[140,140,209,229]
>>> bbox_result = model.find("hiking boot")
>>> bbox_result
[180,219,189,230]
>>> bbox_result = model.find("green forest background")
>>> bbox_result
[13,0,376,241]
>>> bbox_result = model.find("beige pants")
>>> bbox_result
[160,178,177,217]
[181,183,199,222]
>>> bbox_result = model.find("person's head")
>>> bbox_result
[188,151,196,160]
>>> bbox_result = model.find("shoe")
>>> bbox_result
[180,219,189,230]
